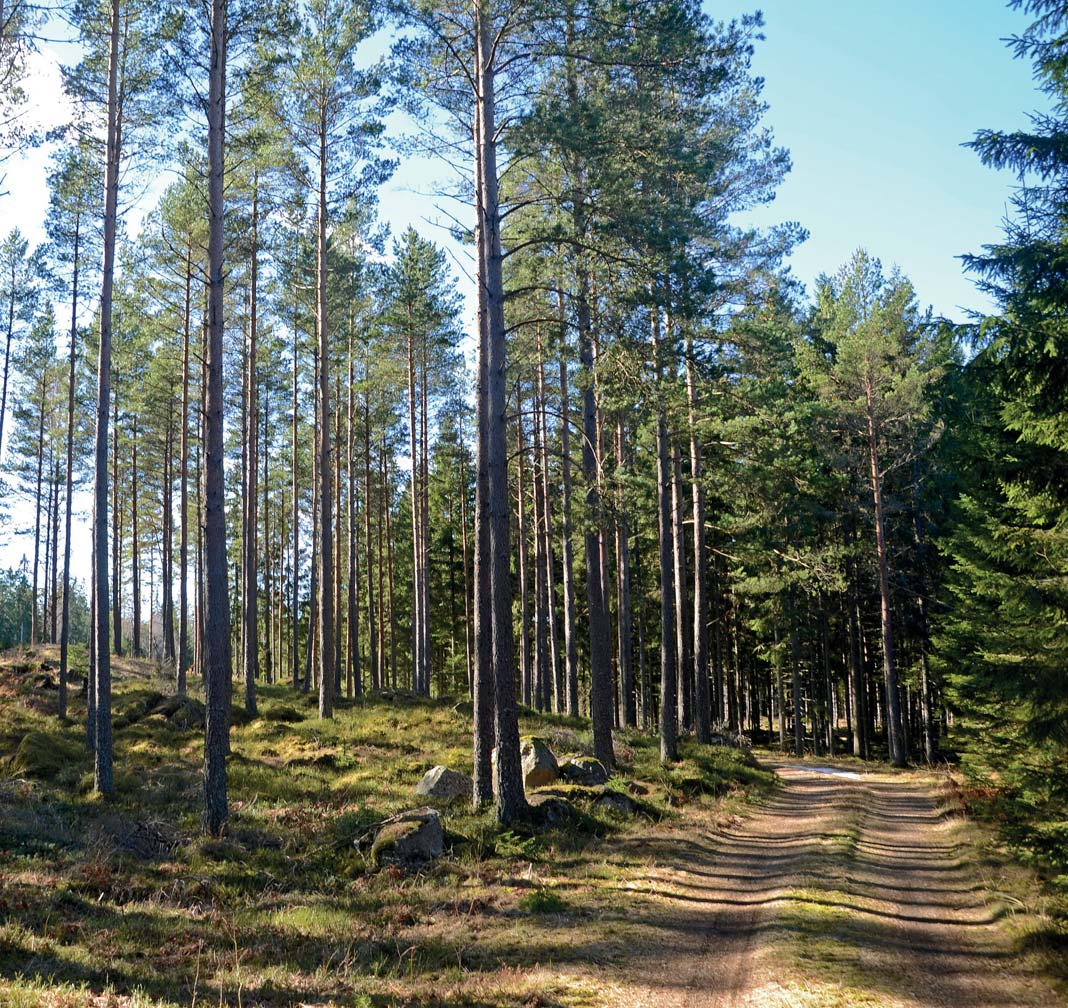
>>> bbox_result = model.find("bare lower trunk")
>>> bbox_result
[92,0,121,795]
[203,0,231,835]
[653,307,677,763]
[59,216,80,720]
[316,126,334,720]
[243,179,260,717]
[476,8,525,822]
[867,392,905,766]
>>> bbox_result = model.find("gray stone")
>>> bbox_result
[596,791,636,817]
[520,737,559,790]
[416,765,472,804]
[370,807,444,868]
[527,793,574,826]
[558,755,608,787]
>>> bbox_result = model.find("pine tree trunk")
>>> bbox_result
[614,419,635,727]
[363,391,378,690]
[557,314,579,718]
[653,307,677,763]
[291,311,300,690]
[671,444,692,732]
[475,7,525,822]
[407,311,424,696]
[177,251,191,695]
[243,177,260,717]
[316,120,334,721]
[131,426,141,658]
[685,335,710,744]
[515,386,532,707]
[30,394,45,645]
[112,399,122,657]
[202,0,231,835]
[347,331,360,698]
[92,0,121,794]
[59,214,80,720]
[865,389,906,766]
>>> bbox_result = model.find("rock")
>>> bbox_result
[371,808,444,868]
[32,673,57,690]
[520,737,559,790]
[527,793,574,827]
[261,704,304,723]
[416,765,472,804]
[596,791,636,817]
[559,755,608,787]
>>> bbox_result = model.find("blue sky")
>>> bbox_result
[735,0,1042,319]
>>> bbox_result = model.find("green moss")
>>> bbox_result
[8,729,84,779]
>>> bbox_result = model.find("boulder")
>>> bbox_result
[370,808,444,868]
[527,793,574,827]
[520,737,559,790]
[416,765,472,804]
[597,791,637,817]
[559,755,608,787]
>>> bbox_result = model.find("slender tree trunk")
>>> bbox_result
[911,471,938,762]
[30,392,45,645]
[58,214,80,720]
[653,306,677,763]
[347,329,360,698]
[866,390,906,766]
[291,311,300,689]
[557,315,578,718]
[614,419,635,727]
[407,310,424,696]
[92,0,122,794]
[243,176,260,717]
[316,121,334,720]
[363,390,378,689]
[202,0,231,834]
[685,334,710,743]
[475,8,525,821]
[459,411,473,696]
[177,250,191,696]
[131,425,141,657]
[515,384,532,707]
[671,444,692,732]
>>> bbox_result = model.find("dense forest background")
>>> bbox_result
[0,0,1064,871]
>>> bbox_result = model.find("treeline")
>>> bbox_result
[0,0,1065,860]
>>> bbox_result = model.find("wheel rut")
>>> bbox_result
[598,764,1064,1008]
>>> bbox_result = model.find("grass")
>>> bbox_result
[0,645,773,1008]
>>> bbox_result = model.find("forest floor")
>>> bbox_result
[0,647,1064,1007]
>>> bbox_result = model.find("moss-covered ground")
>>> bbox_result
[0,646,774,1008]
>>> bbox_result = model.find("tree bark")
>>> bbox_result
[92,0,122,795]
[202,0,231,835]
[59,212,80,719]
[316,117,335,720]
[243,175,260,717]
[475,5,525,822]
[653,306,677,763]
[866,387,906,767]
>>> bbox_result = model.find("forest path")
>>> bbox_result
[596,763,1063,1008]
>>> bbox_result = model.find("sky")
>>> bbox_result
[0,0,1048,581]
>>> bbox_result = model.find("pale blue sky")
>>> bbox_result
[736,0,1041,319]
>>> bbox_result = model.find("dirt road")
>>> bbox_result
[601,764,1063,1008]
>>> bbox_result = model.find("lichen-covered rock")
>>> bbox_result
[370,808,444,868]
[596,791,637,817]
[520,737,559,790]
[527,793,574,827]
[416,765,472,804]
[558,755,608,787]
